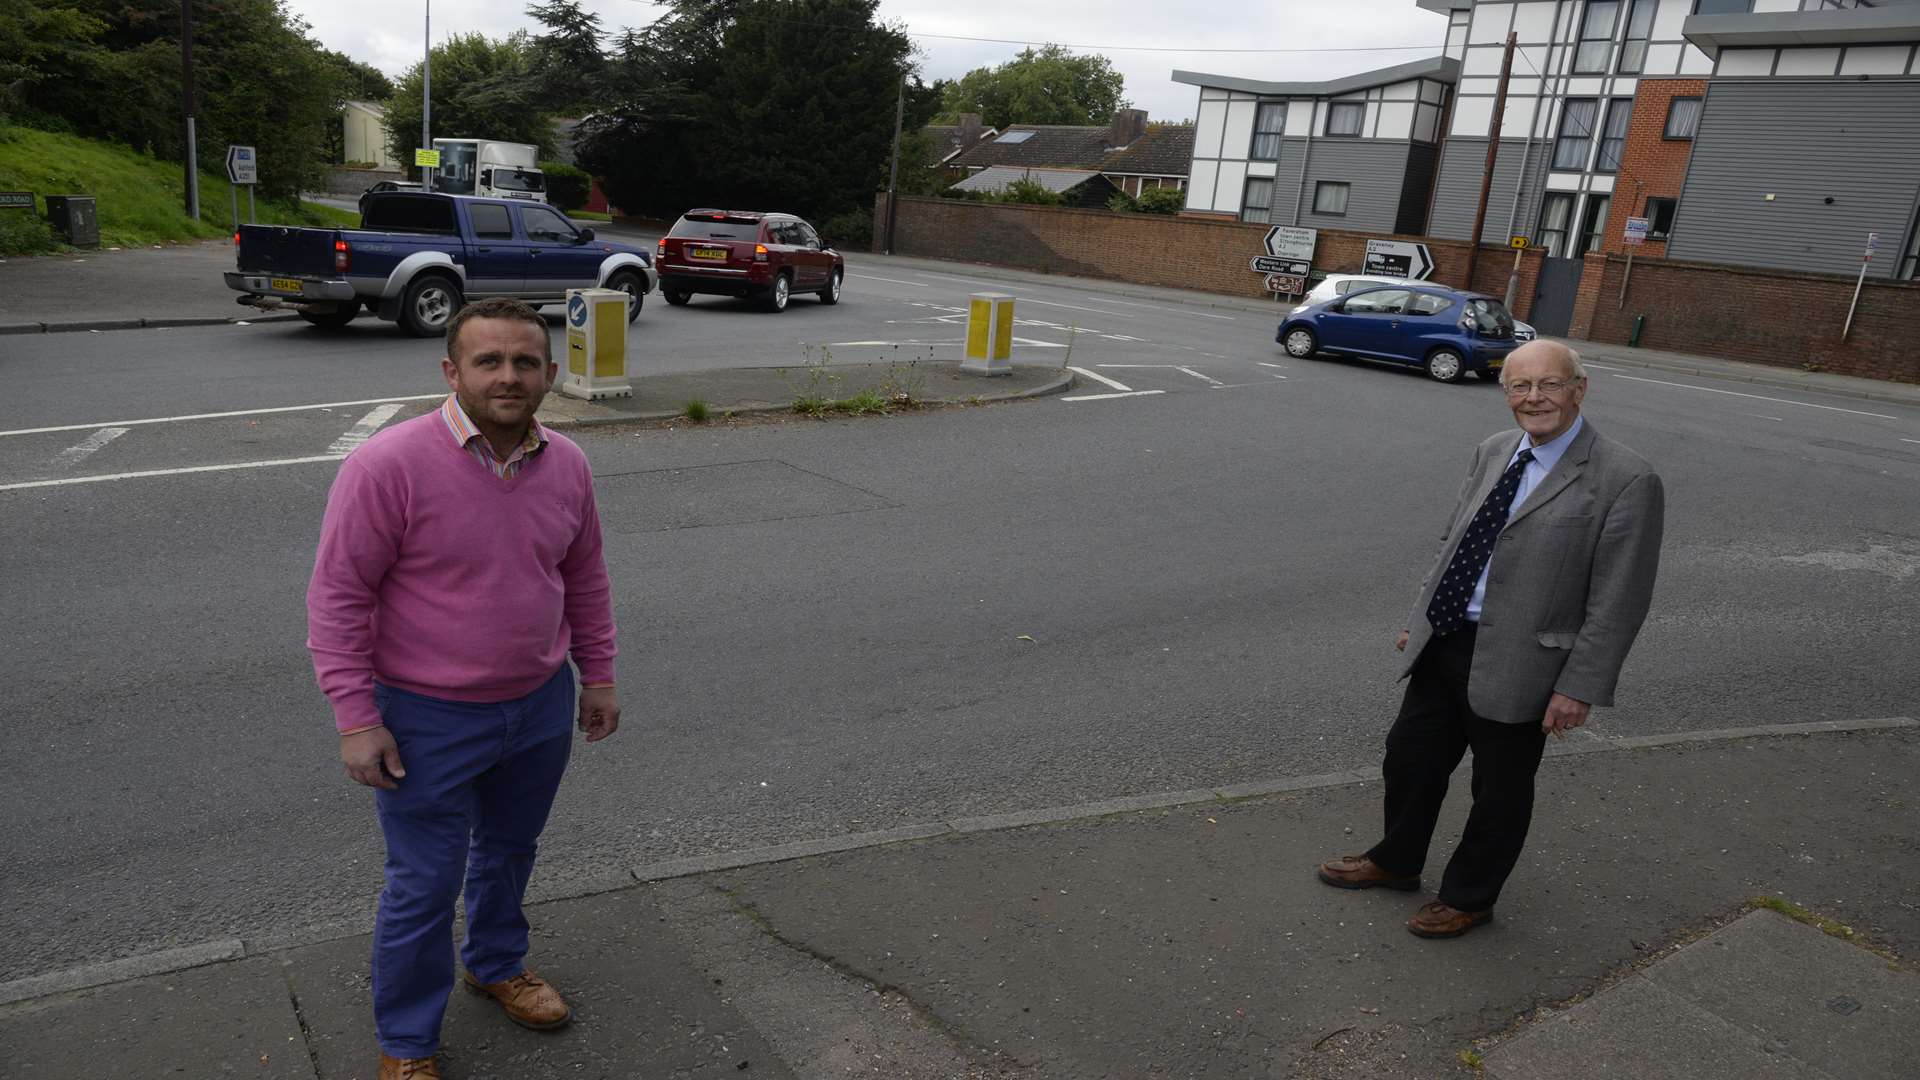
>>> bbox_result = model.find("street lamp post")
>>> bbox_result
[421,0,432,189]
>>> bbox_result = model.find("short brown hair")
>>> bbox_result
[446,297,550,365]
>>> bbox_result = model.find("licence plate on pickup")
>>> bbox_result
[270,277,302,293]
[688,246,728,261]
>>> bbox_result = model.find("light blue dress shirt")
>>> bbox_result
[1466,414,1585,621]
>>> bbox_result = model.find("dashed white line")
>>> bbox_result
[1605,374,1898,419]
[1060,390,1166,403]
[1007,296,1133,319]
[1175,366,1224,387]
[1067,367,1134,392]
[849,273,930,287]
[53,427,128,467]
[327,403,405,455]
[1748,414,1785,422]
[1,455,347,492]
[1903,438,1920,445]
[0,394,442,439]
[1256,361,1289,370]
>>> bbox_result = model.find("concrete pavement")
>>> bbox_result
[3,720,1913,1079]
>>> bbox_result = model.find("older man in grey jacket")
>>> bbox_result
[1319,340,1664,939]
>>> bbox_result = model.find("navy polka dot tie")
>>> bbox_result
[1426,448,1534,637]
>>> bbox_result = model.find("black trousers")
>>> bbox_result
[1364,625,1548,913]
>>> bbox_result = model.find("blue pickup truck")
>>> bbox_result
[224,192,656,336]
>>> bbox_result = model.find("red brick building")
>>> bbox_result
[1599,79,1706,259]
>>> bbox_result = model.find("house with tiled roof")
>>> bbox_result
[948,110,1195,197]
[921,113,999,182]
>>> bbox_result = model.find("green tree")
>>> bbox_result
[385,32,553,170]
[940,45,1127,129]
[526,0,605,115]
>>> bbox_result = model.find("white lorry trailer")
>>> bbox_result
[430,139,547,202]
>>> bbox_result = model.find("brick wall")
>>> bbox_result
[1601,78,1705,259]
[1573,252,1918,383]
[872,194,1547,319]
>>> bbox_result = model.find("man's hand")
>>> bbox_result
[1395,630,1410,652]
[342,726,405,790]
[1541,692,1592,740]
[578,685,621,743]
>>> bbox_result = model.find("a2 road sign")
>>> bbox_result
[1263,225,1317,263]
[1362,239,1433,280]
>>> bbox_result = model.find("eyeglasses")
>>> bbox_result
[1502,377,1582,398]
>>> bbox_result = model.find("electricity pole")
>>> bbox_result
[421,0,432,188]
[181,0,199,220]
[884,73,904,254]
[1463,30,1517,291]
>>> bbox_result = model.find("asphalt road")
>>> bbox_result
[3,259,1918,983]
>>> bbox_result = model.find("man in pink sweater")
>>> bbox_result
[307,297,620,1080]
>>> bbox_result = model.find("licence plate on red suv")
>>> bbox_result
[688,246,728,260]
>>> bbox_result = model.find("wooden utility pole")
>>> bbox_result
[884,73,905,254]
[1463,30,1517,291]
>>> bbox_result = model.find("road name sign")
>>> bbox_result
[1363,238,1433,280]
[1263,225,1317,263]
[225,145,258,185]
[1623,217,1649,247]
[0,191,35,210]
[1250,255,1310,276]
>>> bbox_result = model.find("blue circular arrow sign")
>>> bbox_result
[567,293,588,328]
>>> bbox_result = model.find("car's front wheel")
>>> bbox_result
[1282,327,1318,358]
[1425,347,1466,383]
[606,270,645,323]
[818,269,842,305]
[763,272,791,313]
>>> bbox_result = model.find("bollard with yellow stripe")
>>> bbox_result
[962,292,1015,375]
[559,287,633,400]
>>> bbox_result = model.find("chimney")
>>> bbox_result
[956,112,984,151]
[1107,108,1147,149]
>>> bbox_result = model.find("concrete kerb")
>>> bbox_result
[0,714,1910,1010]
[540,368,1077,430]
[2,313,304,334]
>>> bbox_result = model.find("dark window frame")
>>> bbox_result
[1313,181,1351,216]
[1240,177,1275,224]
[1664,96,1703,139]
[1644,196,1677,239]
[1538,192,1576,258]
[1596,98,1633,173]
[1325,101,1365,138]
[1553,98,1600,171]
[518,203,579,243]
[1251,102,1287,160]
[1577,193,1612,254]
[468,202,516,240]
[1691,0,1752,15]
[1617,0,1655,73]
[1573,1,1620,75]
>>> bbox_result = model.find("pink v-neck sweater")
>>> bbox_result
[306,412,617,733]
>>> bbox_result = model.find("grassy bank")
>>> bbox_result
[0,125,355,255]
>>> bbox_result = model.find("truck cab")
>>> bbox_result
[431,139,546,203]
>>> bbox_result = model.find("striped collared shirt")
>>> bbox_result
[438,395,548,479]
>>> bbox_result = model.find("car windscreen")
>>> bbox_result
[492,168,545,192]
[670,216,760,241]
[362,195,458,234]
[1467,299,1515,331]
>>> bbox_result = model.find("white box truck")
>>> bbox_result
[430,139,547,202]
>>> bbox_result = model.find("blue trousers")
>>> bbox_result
[370,664,574,1058]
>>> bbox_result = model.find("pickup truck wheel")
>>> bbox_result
[298,304,358,329]
[400,274,463,337]
[763,272,791,313]
[606,270,645,323]
[818,269,842,305]
[663,289,691,306]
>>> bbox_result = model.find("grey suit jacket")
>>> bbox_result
[1402,420,1665,725]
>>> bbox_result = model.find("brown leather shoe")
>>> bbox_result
[379,1054,440,1079]
[1317,855,1421,891]
[462,968,572,1030]
[1407,901,1493,939]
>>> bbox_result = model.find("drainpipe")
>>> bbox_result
[1291,99,1316,226]
[1504,0,1567,309]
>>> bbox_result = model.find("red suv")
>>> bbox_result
[656,210,844,312]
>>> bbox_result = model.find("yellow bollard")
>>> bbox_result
[962,292,1015,375]
[559,288,633,400]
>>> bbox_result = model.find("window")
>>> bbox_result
[469,203,514,239]
[1577,194,1611,253]
[1342,289,1410,314]
[1334,277,1395,295]
[1664,96,1702,139]
[1326,102,1365,137]
[1251,102,1287,160]
[1574,2,1619,74]
[1538,193,1576,258]
[670,213,760,240]
[795,222,822,249]
[994,130,1035,144]
[1692,0,1751,14]
[1313,181,1350,215]
[1618,0,1655,73]
[1407,293,1453,316]
[1597,99,1632,172]
[1241,178,1274,224]
[362,195,457,235]
[1644,196,1677,238]
[520,204,578,243]
[1553,99,1599,170]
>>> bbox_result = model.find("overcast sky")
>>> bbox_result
[287,0,1449,123]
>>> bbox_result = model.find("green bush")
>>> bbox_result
[996,177,1062,207]
[816,208,872,249]
[0,205,61,255]
[1106,191,1138,213]
[1136,186,1184,214]
[539,160,591,210]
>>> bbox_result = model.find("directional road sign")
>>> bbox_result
[1362,238,1433,280]
[1250,256,1310,276]
[1263,225,1317,263]
[225,145,258,185]
[1264,273,1308,295]
[1509,236,1529,249]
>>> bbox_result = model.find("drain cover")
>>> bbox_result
[1827,996,1861,1016]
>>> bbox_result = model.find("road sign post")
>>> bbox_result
[1842,232,1878,341]
[224,145,257,232]
[1619,216,1650,309]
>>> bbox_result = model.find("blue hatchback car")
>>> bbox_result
[1275,284,1519,383]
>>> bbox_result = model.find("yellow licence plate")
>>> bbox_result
[1486,358,1504,370]
[270,277,302,293]
[688,246,728,260]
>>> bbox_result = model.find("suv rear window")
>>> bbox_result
[670,214,761,241]
[362,195,457,234]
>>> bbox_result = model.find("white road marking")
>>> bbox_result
[1007,296,1132,318]
[1010,337,1069,349]
[0,394,443,439]
[1256,361,1289,370]
[1,454,347,492]
[1904,438,1920,445]
[849,273,929,287]
[1583,361,1626,371]
[326,403,405,455]
[1605,374,1899,420]
[1067,367,1133,392]
[1077,296,1236,321]
[53,427,129,467]
[1176,366,1224,386]
[1060,390,1166,403]
[894,269,1006,288]
[1748,414,1785,422]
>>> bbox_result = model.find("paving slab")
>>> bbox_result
[0,954,313,1080]
[280,887,794,1080]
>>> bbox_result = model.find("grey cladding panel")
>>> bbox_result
[1429,138,1549,245]
[1292,140,1416,233]
[1669,81,1920,278]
